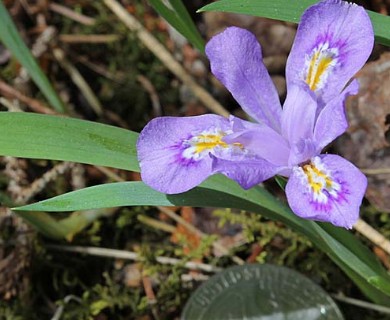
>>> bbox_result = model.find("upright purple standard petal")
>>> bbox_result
[137,115,231,194]
[286,0,373,105]
[206,27,282,131]
[286,155,367,228]
[281,83,318,145]
[281,84,319,167]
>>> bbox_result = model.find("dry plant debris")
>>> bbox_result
[338,52,390,212]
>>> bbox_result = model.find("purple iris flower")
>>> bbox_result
[137,0,374,228]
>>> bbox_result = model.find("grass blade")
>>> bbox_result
[14,178,390,305]
[0,112,138,171]
[198,0,390,47]
[169,0,205,50]
[0,1,65,112]
[16,209,112,240]
[149,0,205,51]
[4,112,390,304]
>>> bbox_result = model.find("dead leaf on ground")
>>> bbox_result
[170,207,201,256]
[336,52,390,212]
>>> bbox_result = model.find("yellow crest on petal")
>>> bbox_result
[305,43,338,91]
[193,134,228,154]
[301,158,340,203]
[182,129,244,161]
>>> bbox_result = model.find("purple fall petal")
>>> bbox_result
[212,156,281,189]
[286,154,367,228]
[137,115,230,194]
[313,80,358,151]
[206,27,282,131]
[286,0,373,105]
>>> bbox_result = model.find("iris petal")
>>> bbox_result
[137,114,279,194]
[314,80,358,151]
[206,27,282,131]
[286,154,367,228]
[224,116,290,166]
[212,156,281,189]
[286,0,373,105]
[137,115,231,194]
[281,83,318,145]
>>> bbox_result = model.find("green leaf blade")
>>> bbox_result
[13,179,390,304]
[0,112,139,171]
[0,1,65,112]
[199,0,390,47]
[149,0,205,51]
[169,0,205,50]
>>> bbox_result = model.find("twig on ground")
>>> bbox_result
[46,244,222,273]
[95,166,124,182]
[361,168,390,175]
[181,273,209,282]
[74,55,125,83]
[4,156,29,206]
[332,293,390,314]
[58,34,119,44]
[137,75,162,117]
[373,247,390,270]
[49,3,95,26]
[354,219,390,256]
[142,276,160,320]
[103,0,229,117]
[137,214,176,233]
[15,26,56,91]
[53,48,103,116]
[75,55,162,117]
[31,26,57,57]
[0,80,58,114]
[104,110,130,128]
[70,164,86,190]
[17,0,34,15]
[50,295,83,320]
[16,162,74,204]
[0,98,22,112]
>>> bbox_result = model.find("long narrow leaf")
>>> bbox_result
[149,0,205,51]
[311,223,390,304]
[14,178,390,305]
[0,112,138,171]
[4,112,390,304]
[16,209,112,240]
[199,0,390,47]
[16,211,69,239]
[0,1,65,112]
[169,0,205,49]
